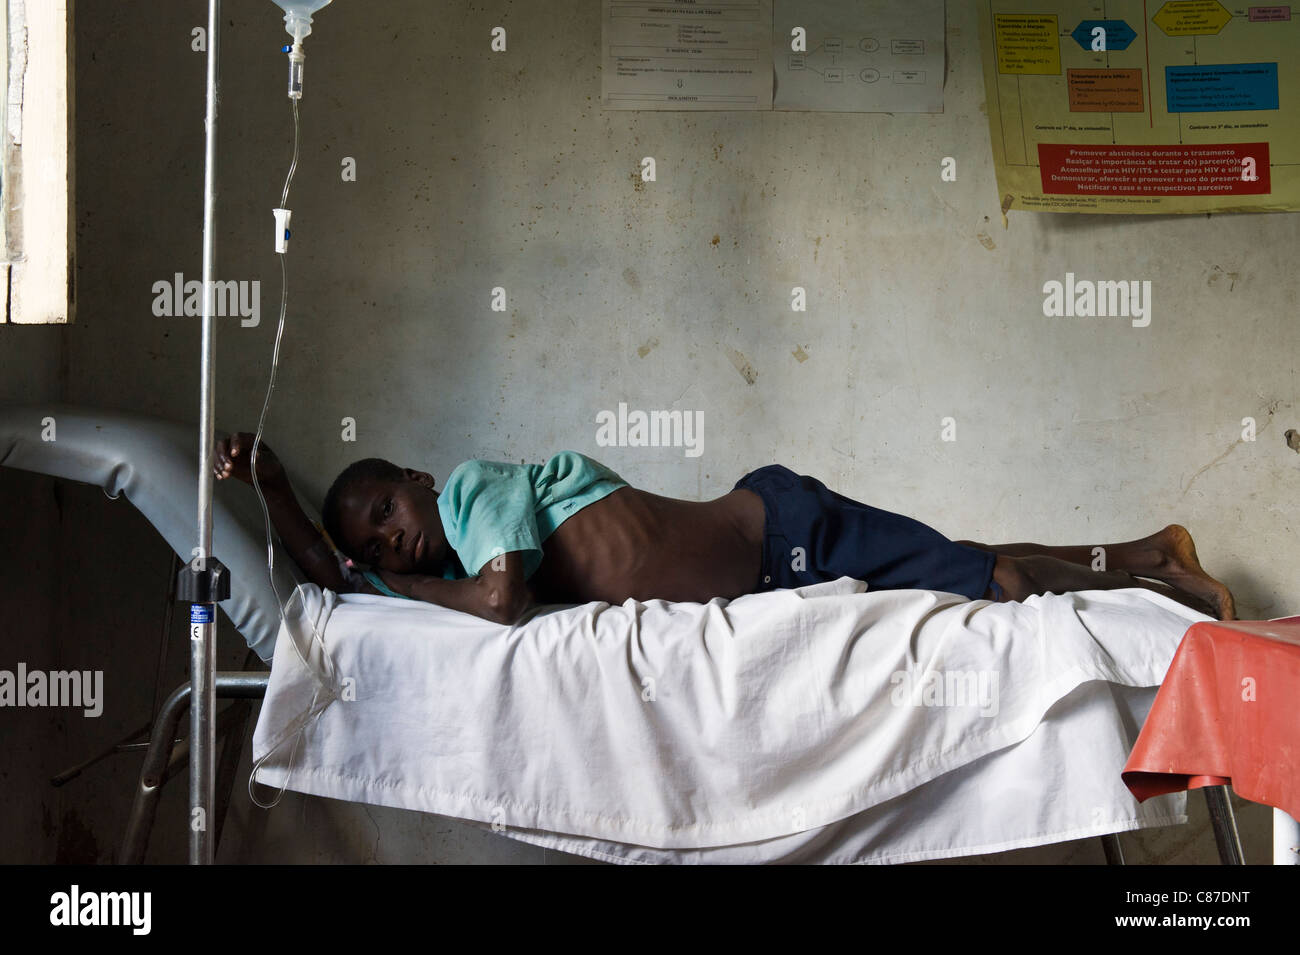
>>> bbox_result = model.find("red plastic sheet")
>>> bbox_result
[1123,616,1300,819]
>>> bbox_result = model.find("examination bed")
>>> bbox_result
[0,404,1239,863]
[254,578,1203,863]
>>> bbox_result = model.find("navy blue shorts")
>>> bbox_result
[733,465,997,601]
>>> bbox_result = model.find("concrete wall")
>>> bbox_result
[3,0,1293,863]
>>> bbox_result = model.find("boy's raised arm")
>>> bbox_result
[214,432,350,593]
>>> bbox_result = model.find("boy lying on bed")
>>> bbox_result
[214,433,1236,624]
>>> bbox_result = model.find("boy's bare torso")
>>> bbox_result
[529,487,767,604]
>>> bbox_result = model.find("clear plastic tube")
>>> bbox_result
[249,97,300,635]
[246,98,337,808]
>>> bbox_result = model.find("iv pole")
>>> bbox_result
[185,0,229,866]
[181,0,330,864]
[182,0,326,865]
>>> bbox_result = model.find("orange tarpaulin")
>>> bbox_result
[1123,616,1300,819]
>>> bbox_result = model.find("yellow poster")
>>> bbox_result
[978,1,1300,213]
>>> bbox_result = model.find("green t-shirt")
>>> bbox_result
[360,450,626,599]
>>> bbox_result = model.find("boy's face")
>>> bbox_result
[337,469,450,574]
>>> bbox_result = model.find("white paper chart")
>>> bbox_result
[600,0,946,113]
[601,0,775,111]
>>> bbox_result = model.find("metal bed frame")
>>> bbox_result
[50,670,266,864]
[118,672,268,864]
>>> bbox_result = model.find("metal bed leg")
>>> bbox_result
[1203,785,1245,865]
[1099,833,1125,865]
[120,672,268,864]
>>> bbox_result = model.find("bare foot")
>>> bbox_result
[1153,524,1236,620]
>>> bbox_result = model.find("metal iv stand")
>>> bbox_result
[179,0,231,866]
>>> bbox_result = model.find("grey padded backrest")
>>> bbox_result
[0,403,317,660]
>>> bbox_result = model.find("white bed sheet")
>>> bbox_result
[251,578,1198,862]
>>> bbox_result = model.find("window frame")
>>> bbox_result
[2,0,75,325]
